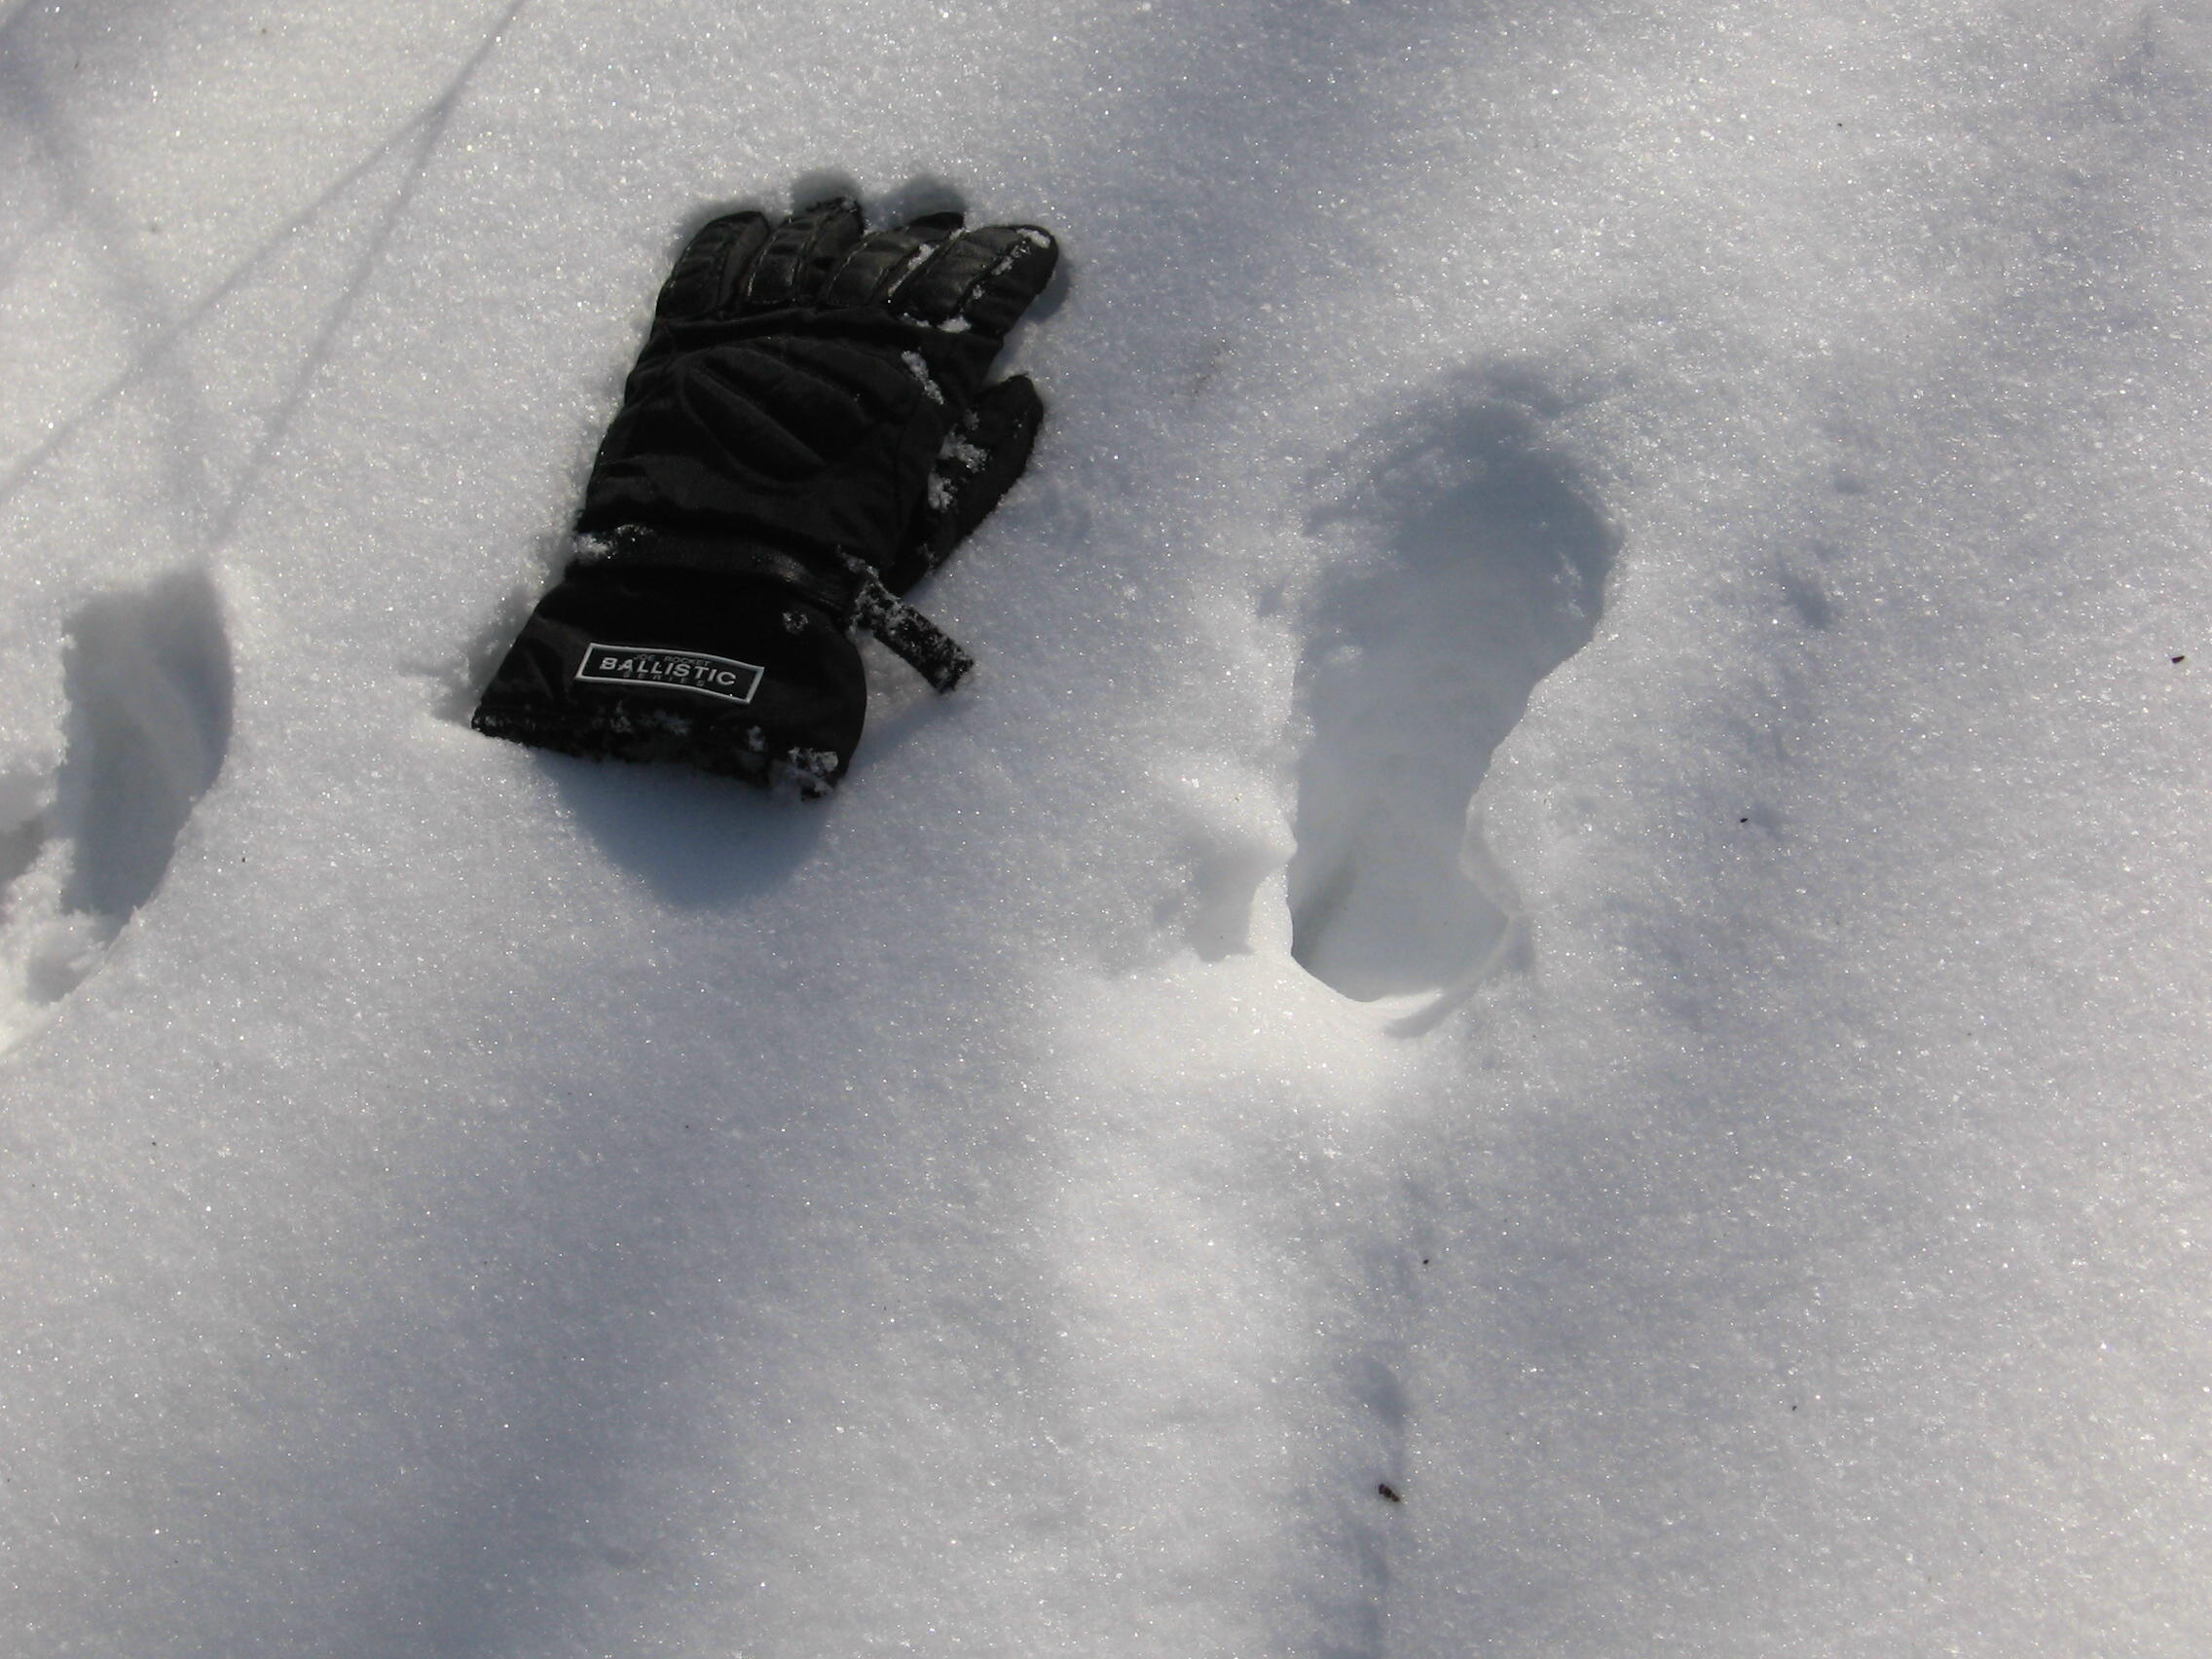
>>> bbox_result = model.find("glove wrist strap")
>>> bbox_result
[843,563,974,692]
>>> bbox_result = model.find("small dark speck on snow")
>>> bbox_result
[1378,1483,1403,1503]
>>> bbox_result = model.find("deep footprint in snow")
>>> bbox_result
[1288,372,1616,1004]
[0,570,232,1046]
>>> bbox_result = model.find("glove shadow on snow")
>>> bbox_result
[471,198,1059,794]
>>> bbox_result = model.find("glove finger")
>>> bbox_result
[893,225,1021,322]
[743,198,865,309]
[654,211,774,321]
[902,225,1058,338]
[821,211,964,309]
[891,374,1045,591]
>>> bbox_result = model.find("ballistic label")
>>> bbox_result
[575,643,763,704]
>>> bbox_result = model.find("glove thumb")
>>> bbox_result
[889,376,1045,593]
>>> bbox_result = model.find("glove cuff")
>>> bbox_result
[472,538,866,792]
[471,526,973,793]
[576,527,976,691]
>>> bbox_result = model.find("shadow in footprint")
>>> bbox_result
[0,569,232,1032]
[55,571,234,921]
[1289,369,1616,1007]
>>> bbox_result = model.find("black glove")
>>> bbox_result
[472,197,1059,793]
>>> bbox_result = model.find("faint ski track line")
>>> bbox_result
[0,203,71,300]
[0,0,535,538]
[0,16,229,543]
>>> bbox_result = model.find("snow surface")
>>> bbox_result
[5,1,2212,1654]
